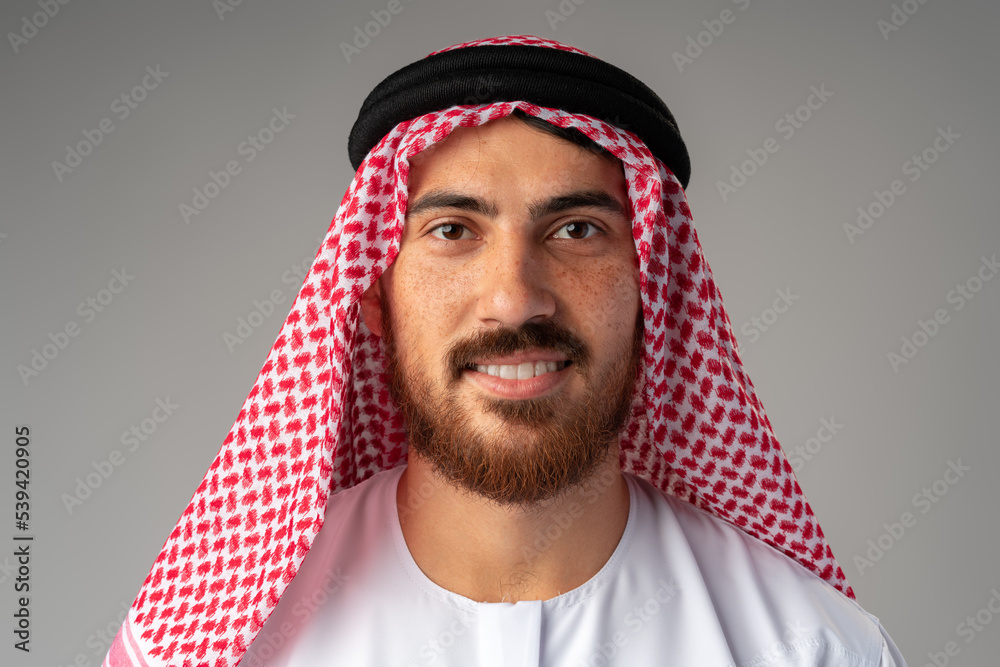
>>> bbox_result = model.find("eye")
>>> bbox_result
[429,223,474,241]
[552,221,601,240]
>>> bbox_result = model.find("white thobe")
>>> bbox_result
[239,466,906,666]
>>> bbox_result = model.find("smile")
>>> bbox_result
[462,355,574,400]
[472,360,570,380]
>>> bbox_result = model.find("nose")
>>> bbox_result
[474,234,556,328]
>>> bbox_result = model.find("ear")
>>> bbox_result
[360,278,385,337]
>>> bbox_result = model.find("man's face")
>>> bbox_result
[363,116,643,506]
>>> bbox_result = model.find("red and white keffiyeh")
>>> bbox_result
[105,35,852,667]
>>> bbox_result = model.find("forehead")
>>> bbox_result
[405,116,628,209]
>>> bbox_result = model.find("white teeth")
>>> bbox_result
[473,361,567,379]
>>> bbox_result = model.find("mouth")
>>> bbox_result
[459,352,574,401]
[469,360,572,380]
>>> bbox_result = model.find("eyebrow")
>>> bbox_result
[406,189,628,221]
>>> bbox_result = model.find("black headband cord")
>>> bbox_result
[347,44,691,189]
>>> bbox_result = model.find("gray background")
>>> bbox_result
[2,0,998,665]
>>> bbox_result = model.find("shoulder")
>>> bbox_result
[311,465,401,549]
[238,466,405,667]
[624,473,905,666]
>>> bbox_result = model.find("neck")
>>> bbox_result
[396,448,630,603]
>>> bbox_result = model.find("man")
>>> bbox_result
[105,35,905,666]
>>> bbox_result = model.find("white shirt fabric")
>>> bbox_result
[239,466,905,667]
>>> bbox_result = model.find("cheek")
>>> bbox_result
[387,252,474,355]
[573,257,642,343]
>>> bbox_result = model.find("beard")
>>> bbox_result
[381,303,644,507]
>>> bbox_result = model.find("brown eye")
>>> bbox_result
[553,221,598,240]
[431,223,470,241]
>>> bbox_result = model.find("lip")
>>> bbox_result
[462,363,572,400]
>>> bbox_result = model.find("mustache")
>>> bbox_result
[446,320,591,379]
